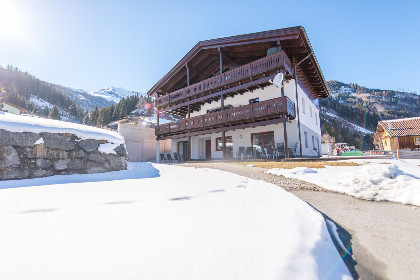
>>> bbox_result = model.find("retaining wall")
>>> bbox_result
[0,129,127,180]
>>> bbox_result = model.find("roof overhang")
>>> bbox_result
[147,26,330,99]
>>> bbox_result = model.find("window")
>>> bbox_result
[415,137,420,145]
[315,112,318,124]
[312,135,315,149]
[249,98,260,104]
[310,106,312,117]
[251,131,275,158]
[216,136,232,151]
[302,98,306,114]
[304,131,308,148]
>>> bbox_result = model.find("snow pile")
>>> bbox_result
[0,163,351,280]
[269,167,318,176]
[0,112,124,147]
[267,159,420,206]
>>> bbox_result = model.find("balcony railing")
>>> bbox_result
[156,96,295,137]
[155,50,292,109]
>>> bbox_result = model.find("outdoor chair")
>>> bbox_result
[244,147,253,159]
[267,148,277,159]
[261,148,269,159]
[276,143,286,159]
[166,153,174,163]
[173,152,182,163]
[234,147,245,160]
[289,144,298,158]
[160,153,166,163]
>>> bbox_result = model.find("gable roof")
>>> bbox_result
[2,101,25,113]
[147,26,329,98]
[378,117,420,137]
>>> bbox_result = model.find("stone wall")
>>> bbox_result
[0,129,127,180]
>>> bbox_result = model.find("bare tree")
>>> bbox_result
[321,133,335,144]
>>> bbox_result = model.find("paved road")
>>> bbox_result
[180,162,420,280]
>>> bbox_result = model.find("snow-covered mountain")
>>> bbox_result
[86,87,146,104]
[55,85,146,111]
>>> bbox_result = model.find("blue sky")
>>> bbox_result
[0,0,419,94]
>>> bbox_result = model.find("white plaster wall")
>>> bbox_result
[283,79,321,157]
[171,78,323,158]
[190,85,283,117]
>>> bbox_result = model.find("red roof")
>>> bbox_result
[378,117,420,137]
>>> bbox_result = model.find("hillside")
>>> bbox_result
[0,66,86,121]
[0,66,147,123]
[320,81,420,149]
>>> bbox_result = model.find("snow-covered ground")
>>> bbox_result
[0,163,351,280]
[267,159,420,206]
[0,111,124,150]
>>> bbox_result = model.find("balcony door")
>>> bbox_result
[251,131,274,158]
[177,141,189,160]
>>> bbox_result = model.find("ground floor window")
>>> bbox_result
[415,136,420,145]
[216,136,232,151]
[251,131,274,157]
[304,131,308,148]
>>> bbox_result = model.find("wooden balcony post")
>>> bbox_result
[281,77,289,158]
[221,92,226,160]
[186,64,190,87]
[188,103,191,161]
[218,46,223,75]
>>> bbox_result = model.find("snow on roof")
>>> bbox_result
[379,117,420,137]
[0,111,124,144]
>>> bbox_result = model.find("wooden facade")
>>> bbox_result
[376,117,420,151]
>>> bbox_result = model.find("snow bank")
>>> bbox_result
[267,159,420,206]
[0,163,351,280]
[0,112,124,145]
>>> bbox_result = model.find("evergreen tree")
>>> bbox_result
[89,106,99,126]
[48,105,61,120]
[98,107,111,127]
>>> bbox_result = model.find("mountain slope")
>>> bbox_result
[320,81,420,149]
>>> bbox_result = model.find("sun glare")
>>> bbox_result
[0,0,24,38]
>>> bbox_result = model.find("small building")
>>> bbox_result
[1,101,25,115]
[148,26,330,160]
[118,123,171,161]
[375,117,420,151]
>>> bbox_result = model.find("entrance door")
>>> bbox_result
[205,140,211,160]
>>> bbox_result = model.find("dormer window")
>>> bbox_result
[249,98,260,104]
[207,105,233,114]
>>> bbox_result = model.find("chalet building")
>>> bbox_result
[148,26,330,161]
[0,101,25,115]
[375,117,420,151]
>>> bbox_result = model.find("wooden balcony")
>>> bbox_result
[155,51,292,109]
[156,96,295,138]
